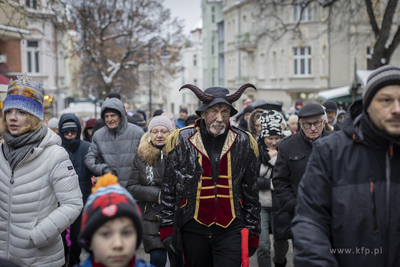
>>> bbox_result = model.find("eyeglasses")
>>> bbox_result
[301,120,323,129]
[63,130,78,136]
[150,129,170,135]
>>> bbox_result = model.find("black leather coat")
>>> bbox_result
[159,124,261,238]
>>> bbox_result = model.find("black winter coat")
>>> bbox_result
[292,100,400,267]
[59,114,92,203]
[126,133,166,253]
[272,127,331,240]
[159,124,261,238]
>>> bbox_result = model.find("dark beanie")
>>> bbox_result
[363,65,400,110]
[153,109,163,117]
[185,114,200,126]
[79,174,143,252]
[131,113,146,127]
[101,107,121,119]
[104,92,121,100]
[180,107,188,114]
[322,100,338,112]
[243,105,255,114]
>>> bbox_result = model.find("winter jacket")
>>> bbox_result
[272,127,331,240]
[126,132,167,253]
[59,113,93,203]
[175,118,186,129]
[292,100,400,267]
[0,129,83,267]
[85,98,144,187]
[76,255,153,267]
[159,121,261,243]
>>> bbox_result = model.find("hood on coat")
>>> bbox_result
[137,132,167,166]
[100,98,127,132]
[248,109,265,137]
[58,113,82,140]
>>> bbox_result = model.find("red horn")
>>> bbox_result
[179,84,214,104]
[226,83,257,103]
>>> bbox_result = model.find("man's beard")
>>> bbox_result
[209,122,227,136]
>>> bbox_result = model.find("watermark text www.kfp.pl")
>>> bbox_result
[329,247,382,255]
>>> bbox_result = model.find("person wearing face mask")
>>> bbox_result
[256,110,289,267]
[272,103,332,242]
[0,74,82,267]
[159,84,261,267]
[126,115,183,267]
[58,114,93,267]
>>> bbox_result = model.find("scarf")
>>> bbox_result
[61,134,80,152]
[3,123,48,171]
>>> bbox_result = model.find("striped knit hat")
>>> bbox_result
[363,65,400,110]
[3,73,45,121]
[61,121,78,133]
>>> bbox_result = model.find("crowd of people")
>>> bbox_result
[0,65,399,267]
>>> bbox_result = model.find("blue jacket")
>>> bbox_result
[175,118,185,129]
[59,113,93,203]
[76,255,154,267]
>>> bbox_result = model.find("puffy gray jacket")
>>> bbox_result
[85,98,144,187]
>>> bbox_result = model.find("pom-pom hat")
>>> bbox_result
[3,73,45,121]
[79,173,143,252]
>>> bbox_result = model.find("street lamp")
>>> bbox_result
[148,37,171,115]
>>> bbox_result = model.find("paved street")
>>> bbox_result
[80,237,294,267]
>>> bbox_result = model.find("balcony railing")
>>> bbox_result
[234,32,256,51]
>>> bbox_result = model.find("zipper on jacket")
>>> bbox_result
[370,182,378,233]
[6,171,14,259]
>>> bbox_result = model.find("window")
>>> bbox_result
[272,51,277,77]
[243,57,248,77]
[211,37,215,55]
[293,46,311,76]
[193,54,197,66]
[294,3,311,22]
[243,16,247,33]
[281,49,284,77]
[212,68,215,85]
[367,46,374,70]
[26,0,37,9]
[194,79,197,86]
[259,54,265,79]
[211,6,215,23]
[27,41,40,73]
[322,45,327,75]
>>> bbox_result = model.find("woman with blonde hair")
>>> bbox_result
[0,74,83,267]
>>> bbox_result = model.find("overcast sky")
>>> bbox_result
[163,0,202,36]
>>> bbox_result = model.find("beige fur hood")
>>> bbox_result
[137,132,168,166]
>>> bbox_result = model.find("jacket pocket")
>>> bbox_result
[288,154,305,161]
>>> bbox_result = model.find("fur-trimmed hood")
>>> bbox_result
[248,108,265,137]
[137,132,168,166]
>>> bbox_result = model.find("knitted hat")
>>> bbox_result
[149,115,174,133]
[322,100,338,112]
[131,113,146,127]
[185,114,200,126]
[104,92,121,100]
[79,173,143,252]
[298,103,325,119]
[259,110,283,138]
[288,114,298,124]
[47,117,59,129]
[180,107,188,114]
[363,65,400,110]
[153,109,163,117]
[243,105,255,115]
[61,121,78,133]
[3,73,45,121]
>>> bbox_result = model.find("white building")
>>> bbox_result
[168,19,203,116]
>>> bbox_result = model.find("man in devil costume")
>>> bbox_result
[159,84,261,267]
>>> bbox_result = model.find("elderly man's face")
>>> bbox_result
[367,85,400,139]
[201,103,231,137]
[300,115,325,141]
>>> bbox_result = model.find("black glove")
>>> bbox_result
[249,247,257,257]
[162,236,178,256]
